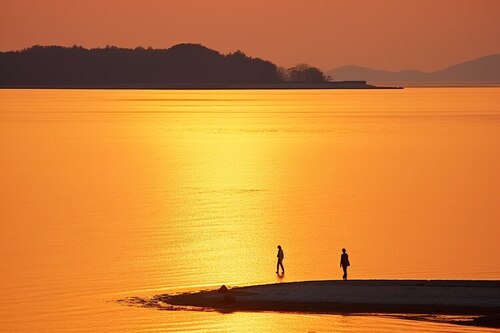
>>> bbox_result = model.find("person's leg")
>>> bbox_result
[279,261,284,274]
[342,266,347,280]
[276,260,279,274]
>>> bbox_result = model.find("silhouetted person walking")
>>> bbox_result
[340,248,350,280]
[276,245,284,274]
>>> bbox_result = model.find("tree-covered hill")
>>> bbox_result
[0,43,283,86]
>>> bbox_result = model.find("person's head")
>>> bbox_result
[278,245,281,249]
[342,248,346,253]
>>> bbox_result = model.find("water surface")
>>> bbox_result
[0,88,499,332]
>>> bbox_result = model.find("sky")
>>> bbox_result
[1,0,499,71]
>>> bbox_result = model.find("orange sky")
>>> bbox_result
[1,0,499,71]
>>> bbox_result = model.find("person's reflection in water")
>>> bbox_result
[340,248,350,280]
[276,245,284,275]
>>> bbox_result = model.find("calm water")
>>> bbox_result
[0,88,499,332]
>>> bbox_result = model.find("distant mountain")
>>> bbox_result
[327,55,500,86]
[0,44,281,87]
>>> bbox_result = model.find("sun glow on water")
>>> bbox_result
[1,88,499,332]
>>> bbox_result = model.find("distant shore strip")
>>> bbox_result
[0,82,402,90]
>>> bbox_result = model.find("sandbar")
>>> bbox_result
[157,280,499,327]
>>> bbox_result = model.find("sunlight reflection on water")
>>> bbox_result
[0,88,499,332]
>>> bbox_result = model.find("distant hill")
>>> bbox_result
[0,44,281,87]
[327,55,500,86]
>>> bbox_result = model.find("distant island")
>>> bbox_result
[327,54,500,86]
[0,44,398,89]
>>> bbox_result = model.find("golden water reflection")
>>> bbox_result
[0,88,499,332]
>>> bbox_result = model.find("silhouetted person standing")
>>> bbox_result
[276,245,284,274]
[340,248,350,280]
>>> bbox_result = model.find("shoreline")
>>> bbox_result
[0,82,403,90]
[154,280,500,328]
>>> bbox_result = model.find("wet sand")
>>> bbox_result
[157,280,499,327]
